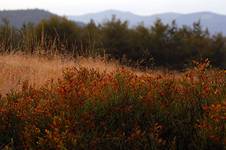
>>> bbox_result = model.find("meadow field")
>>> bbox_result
[0,54,143,94]
[0,54,225,149]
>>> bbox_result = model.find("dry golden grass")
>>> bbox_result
[0,54,181,95]
[0,54,74,94]
[0,54,136,94]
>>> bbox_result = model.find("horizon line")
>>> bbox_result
[0,8,226,16]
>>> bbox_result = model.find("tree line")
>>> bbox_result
[0,16,225,69]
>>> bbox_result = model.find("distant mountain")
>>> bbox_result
[0,9,55,28]
[69,10,226,35]
[175,12,226,35]
[0,9,85,28]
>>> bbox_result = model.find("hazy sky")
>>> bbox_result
[1,0,226,15]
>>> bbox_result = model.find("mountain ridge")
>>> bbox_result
[0,9,225,35]
[0,9,85,28]
[0,9,55,28]
[68,9,226,35]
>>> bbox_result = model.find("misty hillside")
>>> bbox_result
[69,10,226,35]
[0,9,56,28]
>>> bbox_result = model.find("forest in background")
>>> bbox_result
[0,15,225,69]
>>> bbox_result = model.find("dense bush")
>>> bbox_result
[0,16,226,69]
[0,61,225,149]
[35,16,82,53]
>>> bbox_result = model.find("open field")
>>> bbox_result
[0,54,169,95]
[0,54,123,94]
[0,54,225,149]
[0,54,74,95]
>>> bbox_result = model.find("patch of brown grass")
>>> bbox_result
[0,54,181,95]
[0,54,125,94]
[0,54,75,94]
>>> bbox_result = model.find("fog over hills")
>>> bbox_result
[69,10,226,35]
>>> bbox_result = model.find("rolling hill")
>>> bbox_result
[0,9,85,28]
[69,10,226,35]
[0,9,55,28]
[0,9,225,35]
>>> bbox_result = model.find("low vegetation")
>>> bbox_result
[0,14,225,150]
[0,56,225,149]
